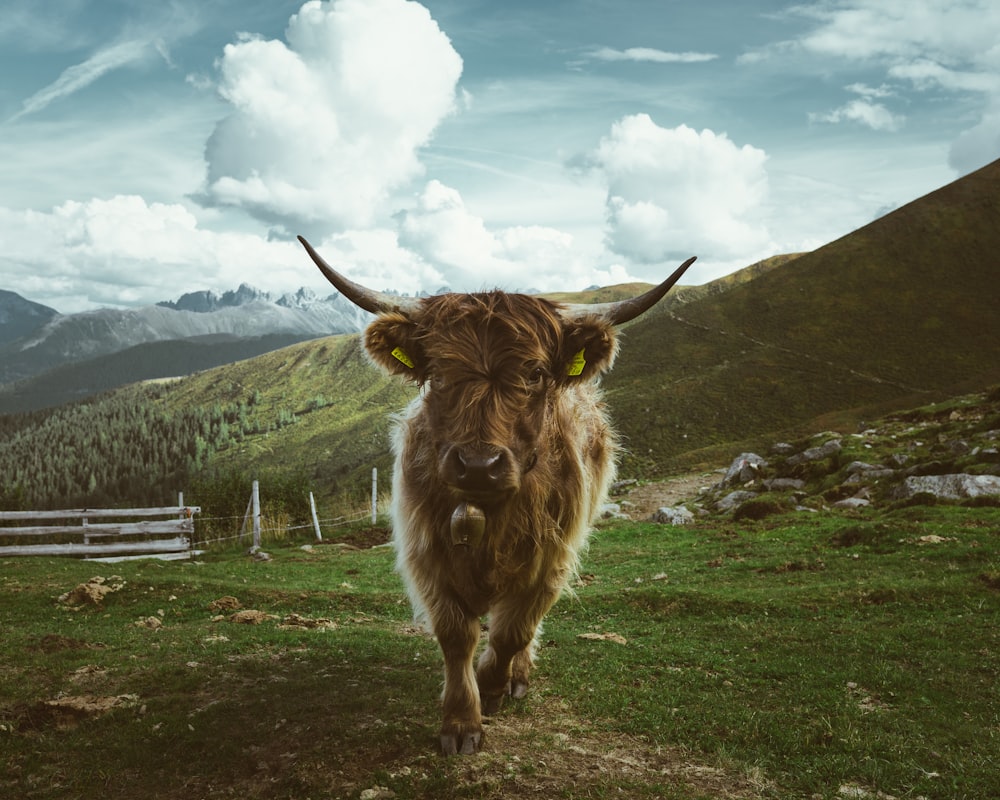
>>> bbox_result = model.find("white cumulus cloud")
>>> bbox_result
[583,114,773,266]
[201,0,463,232]
[397,180,600,292]
[809,98,904,131]
[0,196,312,311]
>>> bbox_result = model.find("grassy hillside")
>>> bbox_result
[2,161,997,512]
[152,334,415,503]
[607,158,1000,474]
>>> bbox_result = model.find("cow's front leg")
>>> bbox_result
[476,585,558,715]
[435,610,483,755]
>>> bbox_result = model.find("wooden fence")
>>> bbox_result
[0,499,201,561]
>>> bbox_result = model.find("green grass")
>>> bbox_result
[3,502,998,799]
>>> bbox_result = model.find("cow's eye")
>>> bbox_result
[526,366,547,389]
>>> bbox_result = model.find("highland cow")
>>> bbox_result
[300,236,694,754]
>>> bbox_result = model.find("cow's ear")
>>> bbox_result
[560,318,619,381]
[363,313,425,382]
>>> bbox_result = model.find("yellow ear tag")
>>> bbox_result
[391,346,415,369]
[566,348,587,377]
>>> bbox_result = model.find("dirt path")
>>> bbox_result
[616,471,719,519]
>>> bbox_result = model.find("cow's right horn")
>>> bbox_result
[565,256,696,325]
[298,236,421,316]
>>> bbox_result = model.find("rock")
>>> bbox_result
[844,461,877,474]
[649,506,694,526]
[945,439,971,456]
[771,442,796,456]
[609,478,637,494]
[832,497,870,510]
[762,478,805,491]
[786,439,842,466]
[716,490,757,512]
[719,452,768,487]
[843,469,895,485]
[893,473,1000,500]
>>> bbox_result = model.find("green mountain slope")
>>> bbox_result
[607,158,1000,473]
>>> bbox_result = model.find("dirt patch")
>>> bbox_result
[23,694,140,731]
[319,526,392,549]
[620,472,716,519]
[377,696,773,800]
[207,595,242,612]
[57,575,126,607]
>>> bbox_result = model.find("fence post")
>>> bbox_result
[371,468,378,526]
[252,479,261,550]
[309,492,322,541]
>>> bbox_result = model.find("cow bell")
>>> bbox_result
[450,502,486,547]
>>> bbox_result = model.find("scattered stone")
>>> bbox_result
[762,478,805,492]
[844,461,878,475]
[786,439,842,466]
[360,787,395,800]
[770,442,795,456]
[718,452,768,487]
[135,616,163,630]
[649,506,694,526]
[715,490,757,513]
[600,502,628,520]
[843,469,895,484]
[892,473,1000,500]
[832,497,870,510]
[609,478,637,494]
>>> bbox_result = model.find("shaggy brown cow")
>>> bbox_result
[299,236,694,755]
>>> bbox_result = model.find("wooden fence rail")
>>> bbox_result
[0,499,201,561]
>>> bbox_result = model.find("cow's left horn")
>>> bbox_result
[298,236,421,315]
[565,256,697,325]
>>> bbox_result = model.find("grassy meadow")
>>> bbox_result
[2,501,997,800]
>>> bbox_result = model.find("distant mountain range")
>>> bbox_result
[0,284,372,413]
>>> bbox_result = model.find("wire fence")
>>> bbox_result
[193,508,375,549]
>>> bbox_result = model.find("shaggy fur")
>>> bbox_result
[362,290,624,754]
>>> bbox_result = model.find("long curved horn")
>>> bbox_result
[564,256,697,325]
[298,236,421,315]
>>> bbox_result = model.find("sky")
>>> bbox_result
[1,0,998,313]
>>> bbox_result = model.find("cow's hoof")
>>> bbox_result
[441,730,482,756]
[480,691,505,716]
